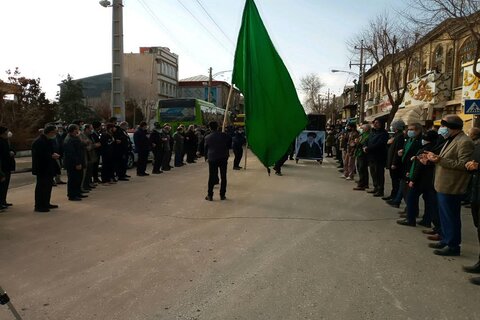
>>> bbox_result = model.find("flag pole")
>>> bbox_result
[222,84,234,133]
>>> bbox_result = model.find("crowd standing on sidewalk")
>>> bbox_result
[332,114,480,286]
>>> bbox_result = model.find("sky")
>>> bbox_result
[0,0,404,102]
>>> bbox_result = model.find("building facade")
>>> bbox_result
[178,75,244,113]
[360,17,480,130]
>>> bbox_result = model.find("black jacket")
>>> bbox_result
[149,130,163,152]
[100,132,115,161]
[232,131,246,150]
[133,128,150,153]
[0,137,15,173]
[366,128,389,162]
[386,131,405,169]
[32,135,57,177]
[409,142,437,191]
[204,131,231,162]
[63,134,84,170]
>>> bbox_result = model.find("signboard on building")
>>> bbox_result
[465,99,480,115]
[462,62,480,102]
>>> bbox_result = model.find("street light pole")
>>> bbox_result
[100,0,126,121]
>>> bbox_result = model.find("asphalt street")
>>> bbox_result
[0,153,479,320]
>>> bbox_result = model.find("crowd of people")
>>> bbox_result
[0,119,247,213]
[326,114,480,286]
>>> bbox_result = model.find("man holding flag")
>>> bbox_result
[231,0,307,171]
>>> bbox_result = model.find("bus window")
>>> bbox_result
[158,100,196,122]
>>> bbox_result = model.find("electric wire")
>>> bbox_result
[195,0,235,47]
[174,0,234,55]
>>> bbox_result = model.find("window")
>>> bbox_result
[457,37,478,87]
[409,56,420,81]
[446,48,454,74]
[432,45,444,72]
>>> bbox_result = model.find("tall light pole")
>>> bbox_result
[100,0,125,121]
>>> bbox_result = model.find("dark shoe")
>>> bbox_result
[275,172,283,176]
[78,195,88,198]
[427,234,442,241]
[233,166,242,170]
[34,208,50,212]
[0,205,7,210]
[463,261,480,274]
[151,171,162,174]
[434,247,460,256]
[381,196,392,201]
[137,173,148,176]
[220,195,226,200]
[417,220,431,228]
[68,197,82,201]
[397,219,416,227]
[470,277,480,285]
[373,193,384,197]
[399,213,407,218]
[353,187,366,191]
[387,200,400,208]
[118,177,130,181]
[3,203,13,207]
[48,204,59,209]
[57,181,67,185]
[205,195,213,201]
[429,242,446,249]
[367,190,377,194]
[422,229,437,235]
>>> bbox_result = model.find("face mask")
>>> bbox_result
[358,128,364,134]
[407,130,415,138]
[390,126,394,132]
[7,131,13,138]
[438,127,449,138]
[48,135,57,140]
[421,139,429,145]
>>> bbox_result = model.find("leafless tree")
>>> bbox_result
[300,74,325,114]
[350,14,421,124]
[406,0,480,77]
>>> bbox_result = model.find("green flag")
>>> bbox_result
[232,0,307,168]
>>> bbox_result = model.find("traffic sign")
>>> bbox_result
[465,99,480,115]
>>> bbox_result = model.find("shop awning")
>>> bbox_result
[393,105,425,125]
[364,110,390,122]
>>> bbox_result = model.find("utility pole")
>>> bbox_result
[208,67,213,103]
[112,0,125,121]
[351,40,369,123]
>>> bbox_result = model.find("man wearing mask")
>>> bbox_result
[31,125,60,212]
[426,115,474,256]
[342,123,359,180]
[63,124,86,201]
[383,120,405,201]
[354,123,371,191]
[134,121,151,176]
[363,119,389,197]
[0,127,15,209]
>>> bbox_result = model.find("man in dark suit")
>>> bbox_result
[0,126,15,209]
[204,121,231,201]
[63,124,85,201]
[364,119,389,197]
[31,125,60,212]
[134,121,151,176]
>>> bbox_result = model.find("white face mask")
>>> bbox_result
[359,128,364,134]
[7,131,13,138]
[421,139,429,145]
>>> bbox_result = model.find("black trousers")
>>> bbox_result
[389,168,403,198]
[137,151,149,174]
[369,160,385,194]
[92,160,100,181]
[114,153,128,178]
[274,152,289,174]
[152,149,164,172]
[0,171,11,205]
[357,156,369,188]
[101,158,115,182]
[233,147,243,168]
[67,168,82,199]
[471,203,480,259]
[208,159,227,197]
[35,175,53,209]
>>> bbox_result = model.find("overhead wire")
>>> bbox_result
[194,0,236,47]
[174,0,234,56]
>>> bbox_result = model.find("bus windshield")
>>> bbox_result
[158,99,196,122]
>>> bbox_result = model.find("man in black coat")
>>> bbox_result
[0,126,16,209]
[384,120,405,201]
[31,125,60,212]
[114,121,132,181]
[204,121,231,201]
[63,124,85,201]
[363,119,389,197]
[134,121,151,176]
[232,127,246,170]
[150,122,164,174]
[90,121,102,183]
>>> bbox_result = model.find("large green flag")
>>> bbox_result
[232,0,307,168]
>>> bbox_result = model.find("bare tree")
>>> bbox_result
[406,0,480,77]
[351,14,421,124]
[300,74,324,113]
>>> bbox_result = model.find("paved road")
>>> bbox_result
[0,153,479,319]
